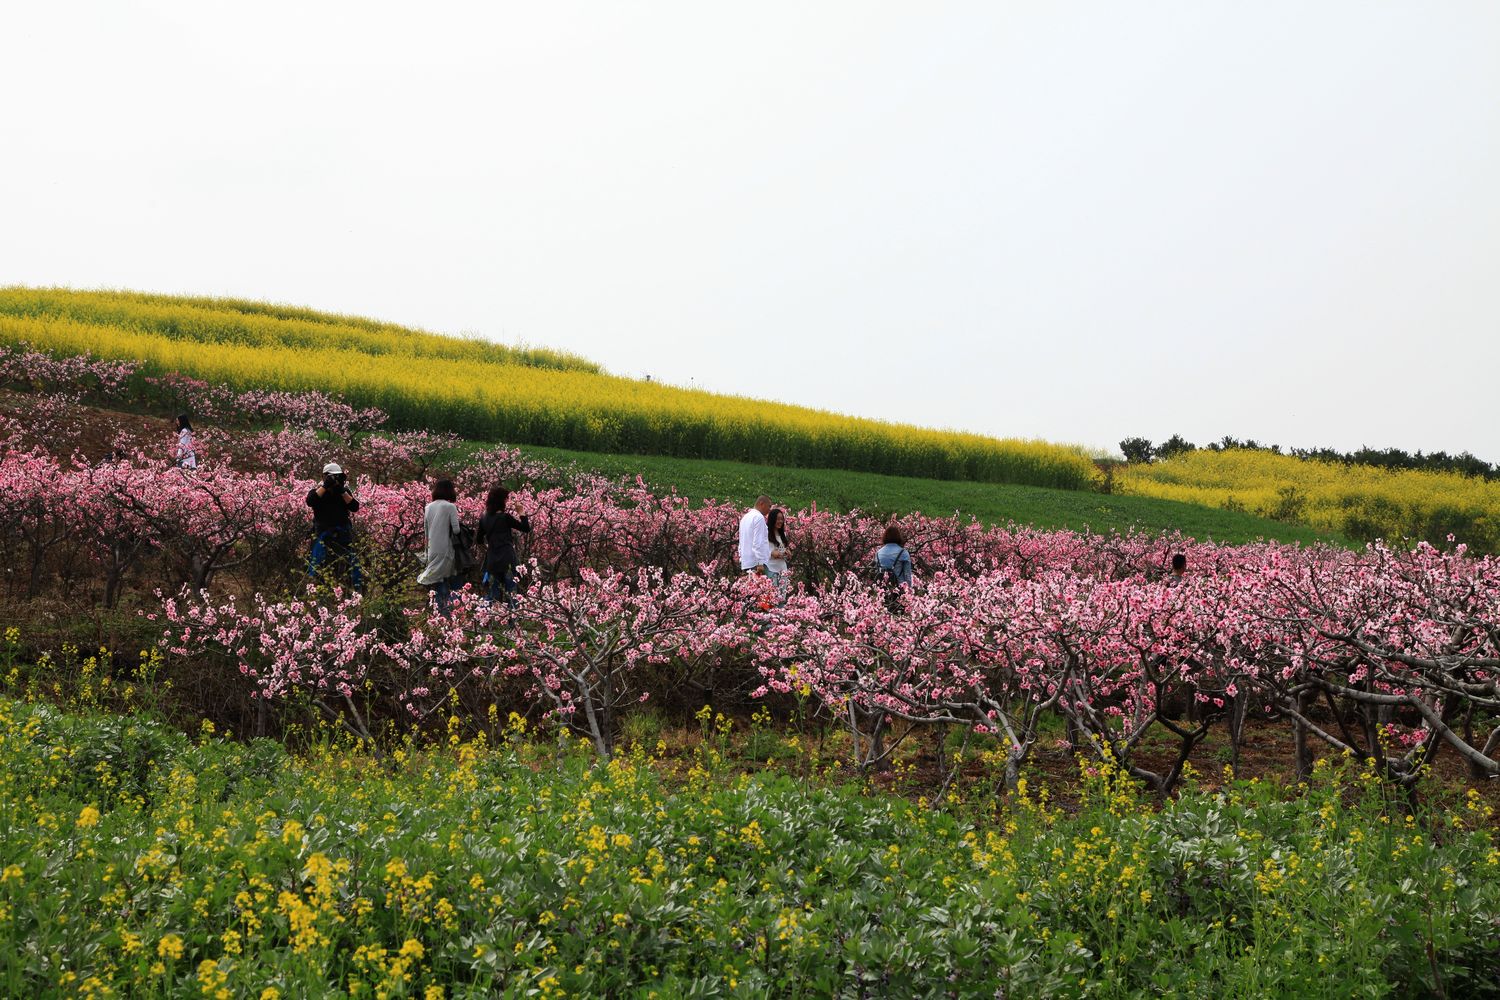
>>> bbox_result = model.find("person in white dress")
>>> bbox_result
[765,508,790,601]
[174,414,197,470]
[419,479,462,613]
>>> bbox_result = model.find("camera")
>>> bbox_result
[324,472,348,493]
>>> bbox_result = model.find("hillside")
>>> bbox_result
[0,380,1332,548]
[0,287,1097,489]
[7,287,1474,552]
[1122,448,1499,553]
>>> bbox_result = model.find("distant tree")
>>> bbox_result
[1292,446,1343,464]
[1157,435,1197,460]
[1125,432,1495,479]
[1450,451,1492,478]
[1119,437,1155,464]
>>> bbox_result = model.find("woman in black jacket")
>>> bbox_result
[479,486,531,605]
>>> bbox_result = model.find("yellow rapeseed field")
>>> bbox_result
[1120,448,1500,552]
[0,287,601,373]
[0,288,1099,489]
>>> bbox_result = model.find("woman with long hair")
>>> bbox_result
[765,507,790,601]
[418,479,463,614]
[479,485,531,606]
[174,414,197,470]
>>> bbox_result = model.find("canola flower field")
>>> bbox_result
[0,288,602,375]
[1121,448,1500,554]
[2,679,1498,998]
[0,288,1099,490]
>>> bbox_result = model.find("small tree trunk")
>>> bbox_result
[104,564,123,609]
[581,700,611,760]
[1002,746,1026,793]
[1463,706,1492,780]
[27,538,47,597]
[1228,694,1248,770]
[867,714,890,773]
[1293,690,1314,782]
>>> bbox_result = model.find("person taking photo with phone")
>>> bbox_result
[479,485,532,606]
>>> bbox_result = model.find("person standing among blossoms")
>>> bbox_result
[1167,552,1187,586]
[738,494,772,576]
[479,485,531,606]
[765,507,790,600]
[174,414,197,469]
[419,479,463,614]
[306,462,363,589]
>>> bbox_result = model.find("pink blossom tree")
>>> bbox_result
[499,567,767,757]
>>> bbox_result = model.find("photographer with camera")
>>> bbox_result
[306,462,363,589]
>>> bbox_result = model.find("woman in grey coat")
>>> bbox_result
[419,479,462,613]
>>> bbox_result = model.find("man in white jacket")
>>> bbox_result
[738,495,772,575]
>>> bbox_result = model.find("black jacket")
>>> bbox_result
[307,487,360,529]
[479,511,530,570]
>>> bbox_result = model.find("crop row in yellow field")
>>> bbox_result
[0,287,602,374]
[1120,448,1500,552]
[0,288,1100,489]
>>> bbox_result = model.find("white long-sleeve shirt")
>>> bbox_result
[176,428,197,469]
[738,508,771,571]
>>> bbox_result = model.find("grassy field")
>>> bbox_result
[516,444,1342,545]
[0,287,1099,489]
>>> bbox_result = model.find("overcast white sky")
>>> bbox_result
[4,2,1498,459]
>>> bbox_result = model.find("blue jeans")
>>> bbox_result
[484,562,517,607]
[308,526,362,589]
[432,575,462,616]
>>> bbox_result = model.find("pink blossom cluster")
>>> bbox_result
[0,448,310,602]
[354,429,465,481]
[188,426,469,482]
[754,540,1499,788]
[199,426,330,478]
[159,569,772,749]
[0,343,388,438]
[145,374,387,438]
[0,344,139,394]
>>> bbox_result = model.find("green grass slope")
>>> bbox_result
[516,444,1342,545]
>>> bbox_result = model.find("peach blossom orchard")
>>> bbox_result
[3,345,1498,795]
